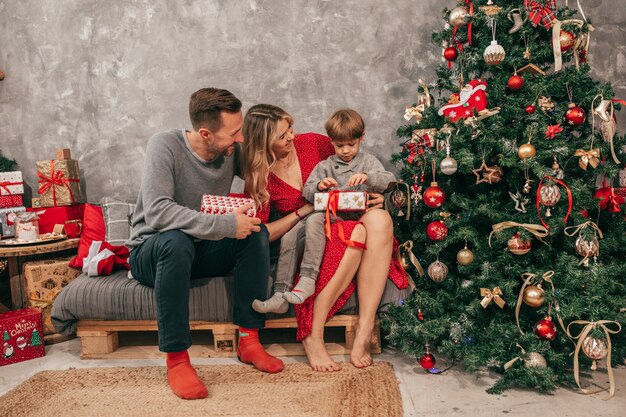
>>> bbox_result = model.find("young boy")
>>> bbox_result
[282,109,396,304]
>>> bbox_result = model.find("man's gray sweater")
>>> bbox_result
[126,129,240,249]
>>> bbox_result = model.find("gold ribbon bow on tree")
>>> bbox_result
[573,148,600,170]
[480,287,505,309]
[488,222,549,247]
[566,320,622,400]
[404,104,425,123]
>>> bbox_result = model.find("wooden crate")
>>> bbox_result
[75,315,380,359]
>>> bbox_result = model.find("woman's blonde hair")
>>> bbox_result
[242,104,294,210]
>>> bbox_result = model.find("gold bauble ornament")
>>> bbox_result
[581,336,608,360]
[517,143,536,159]
[524,352,547,368]
[456,247,474,266]
[539,184,561,216]
[522,285,545,308]
[427,260,448,282]
[449,6,470,28]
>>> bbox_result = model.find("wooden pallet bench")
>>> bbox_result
[76,315,381,359]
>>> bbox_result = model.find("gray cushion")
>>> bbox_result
[51,270,411,335]
[101,197,135,245]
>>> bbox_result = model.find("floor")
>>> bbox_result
[0,339,624,416]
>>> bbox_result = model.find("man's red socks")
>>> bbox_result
[237,327,285,373]
[165,350,208,400]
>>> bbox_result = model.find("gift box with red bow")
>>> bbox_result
[314,191,368,212]
[0,308,46,367]
[200,194,256,217]
[25,204,85,234]
[0,171,24,208]
[36,150,84,208]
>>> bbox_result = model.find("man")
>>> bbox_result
[127,88,283,400]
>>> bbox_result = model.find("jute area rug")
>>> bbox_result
[0,362,402,417]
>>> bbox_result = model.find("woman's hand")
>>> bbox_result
[366,192,385,211]
[298,203,315,218]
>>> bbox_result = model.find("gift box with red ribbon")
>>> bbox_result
[26,204,85,234]
[200,194,256,217]
[0,308,45,367]
[314,191,368,212]
[36,154,84,208]
[0,171,24,208]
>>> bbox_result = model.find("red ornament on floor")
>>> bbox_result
[419,352,436,370]
[564,103,586,126]
[507,74,524,91]
[534,317,557,341]
[426,221,448,241]
[424,182,446,208]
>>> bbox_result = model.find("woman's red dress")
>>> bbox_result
[257,133,408,341]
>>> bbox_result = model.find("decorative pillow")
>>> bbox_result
[101,197,136,246]
[68,204,105,269]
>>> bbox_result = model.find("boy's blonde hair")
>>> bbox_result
[324,109,365,142]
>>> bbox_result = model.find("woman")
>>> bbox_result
[242,104,407,371]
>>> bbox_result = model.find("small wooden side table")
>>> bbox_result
[0,238,80,310]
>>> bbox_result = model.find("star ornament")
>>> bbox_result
[508,191,530,213]
[544,123,564,140]
[472,160,496,184]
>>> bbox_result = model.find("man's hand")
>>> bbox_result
[348,173,368,187]
[317,177,338,191]
[366,192,385,211]
[234,203,261,239]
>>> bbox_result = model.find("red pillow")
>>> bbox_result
[68,204,105,269]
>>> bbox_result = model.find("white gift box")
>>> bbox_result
[0,171,24,196]
[200,194,256,217]
[313,191,368,212]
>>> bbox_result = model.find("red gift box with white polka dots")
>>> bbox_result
[1,308,45,367]
[200,194,256,217]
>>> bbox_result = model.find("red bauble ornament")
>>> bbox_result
[426,221,448,241]
[525,104,536,114]
[419,352,436,370]
[424,181,446,208]
[417,309,425,321]
[564,103,586,126]
[444,46,458,62]
[534,317,557,341]
[507,74,524,91]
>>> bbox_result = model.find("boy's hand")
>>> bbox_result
[317,177,338,191]
[348,173,368,187]
[233,203,261,239]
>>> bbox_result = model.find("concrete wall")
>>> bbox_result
[1,0,625,202]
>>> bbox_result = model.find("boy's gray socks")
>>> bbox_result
[283,276,316,305]
[252,292,289,314]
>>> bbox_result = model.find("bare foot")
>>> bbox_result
[350,322,373,368]
[302,335,341,372]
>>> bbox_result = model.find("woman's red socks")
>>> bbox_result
[237,327,285,373]
[165,350,208,400]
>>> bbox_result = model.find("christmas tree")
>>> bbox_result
[383,0,626,395]
[0,149,17,172]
